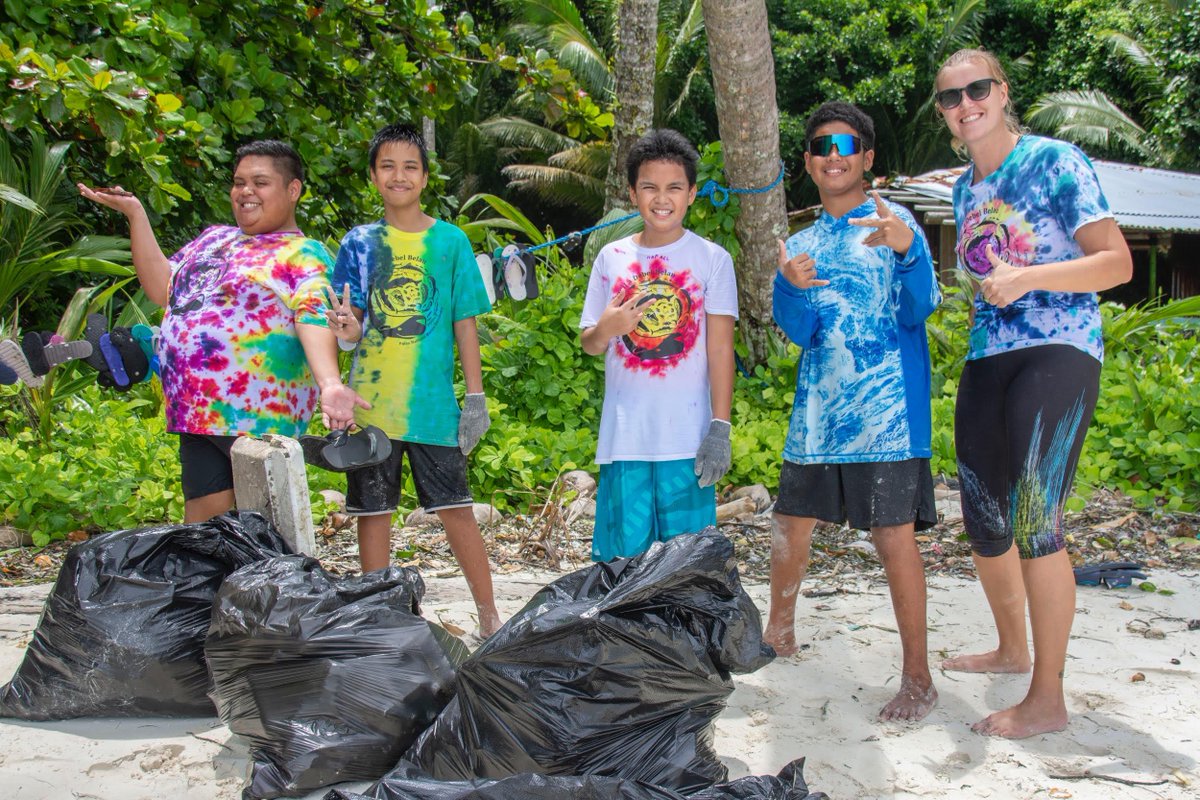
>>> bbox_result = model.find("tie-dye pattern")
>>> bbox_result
[953,135,1113,362]
[580,231,738,463]
[161,225,333,437]
[774,199,941,465]
[332,220,491,446]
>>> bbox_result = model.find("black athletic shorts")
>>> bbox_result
[346,440,473,516]
[775,458,938,532]
[178,433,238,501]
[956,344,1100,559]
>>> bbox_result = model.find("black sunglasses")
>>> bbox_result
[936,78,1001,109]
[807,133,863,157]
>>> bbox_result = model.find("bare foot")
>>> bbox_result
[763,624,799,657]
[879,674,938,722]
[941,649,1031,673]
[972,698,1067,738]
[478,608,503,638]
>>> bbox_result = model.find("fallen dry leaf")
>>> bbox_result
[66,530,89,542]
[33,554,53,568]
[1095,512,1137,531]
[440,621,466,636]
[1119,600,1134,611]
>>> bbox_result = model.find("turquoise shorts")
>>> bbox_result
[592,458,717,561]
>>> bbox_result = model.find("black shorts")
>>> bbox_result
[956,345,1100,559]
[775,458,938,532]
[346,440,473,516]
[178,433,238,501]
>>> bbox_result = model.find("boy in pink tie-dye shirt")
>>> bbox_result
[81,140,366,523]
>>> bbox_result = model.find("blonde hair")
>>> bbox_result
[935,48,1024,159]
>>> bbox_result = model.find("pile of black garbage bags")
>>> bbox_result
[0,519,827,800]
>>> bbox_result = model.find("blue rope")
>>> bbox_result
[518,160,787,255]
[523,211,640,254]
[696,160,786,209]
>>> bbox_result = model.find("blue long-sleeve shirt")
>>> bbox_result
[773,198,941,464]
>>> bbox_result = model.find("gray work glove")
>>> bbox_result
[458,392,490,454]
[694,419,732,488]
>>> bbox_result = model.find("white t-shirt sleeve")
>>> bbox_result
[705,245,739,319]
[579,254,610,329]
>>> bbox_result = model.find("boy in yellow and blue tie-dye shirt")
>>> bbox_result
[328,122,501,636]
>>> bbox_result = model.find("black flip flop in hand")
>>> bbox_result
[300,425,392,472]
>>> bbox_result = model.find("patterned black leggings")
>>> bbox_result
[955,345,1100,559]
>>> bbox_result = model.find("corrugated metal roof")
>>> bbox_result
[892,161,1200,234]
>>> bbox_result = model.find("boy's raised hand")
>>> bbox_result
[596,290,647,338]
[324,283,363,342]
[849,191,915,256]
[778,239,830,290]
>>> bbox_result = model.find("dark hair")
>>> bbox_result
[804,101,875,152]
[368,122,429,173]
[233,140,304,188]
[625,128,699,187]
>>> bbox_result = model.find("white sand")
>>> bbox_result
[2,570,1197,799]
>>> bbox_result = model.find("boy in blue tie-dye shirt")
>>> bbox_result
[764,102,943,723]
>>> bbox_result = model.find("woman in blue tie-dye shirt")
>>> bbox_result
[934,49,1132,739]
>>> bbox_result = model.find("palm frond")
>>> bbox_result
[460,193,547,244]
[500,163,605,215]
[0,182,43,214]
[1105,295,1200,352]
[935,0,987,61]
[501,0,597,44]
[1026,90,1148,154]
[1101,30,1165,99]
[547,142,610,178]
[479,117,581,156]
[583,208,643,266]
[659,0,704,77]
[662,59,708,124]
[556,37,613,98]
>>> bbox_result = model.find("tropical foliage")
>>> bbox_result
[1,0,1198,544]
[988,0,1195,169]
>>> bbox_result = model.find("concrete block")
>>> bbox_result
[231,435,315,555]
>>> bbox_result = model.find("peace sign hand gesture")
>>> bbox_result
[324,283,363,342]
[778,239,829,290]
[596,290,648,338]
[849,191,915,256]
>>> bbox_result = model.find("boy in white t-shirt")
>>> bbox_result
[580,129,739,561]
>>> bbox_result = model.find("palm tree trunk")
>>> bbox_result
[701,0,787,367]
[604,0,659,214]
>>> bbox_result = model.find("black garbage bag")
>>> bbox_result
[403,529,774,794]
[205,556,470,800]
[324,758,827,800]
[0,512,289,720]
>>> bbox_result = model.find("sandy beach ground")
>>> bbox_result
[1,569,1197,800]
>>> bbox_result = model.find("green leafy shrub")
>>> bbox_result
[1083,321,1200,510]
[0,384,181,544]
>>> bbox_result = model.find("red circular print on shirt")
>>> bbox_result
[613,256,702,375]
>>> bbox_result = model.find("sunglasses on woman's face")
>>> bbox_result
[936,78,1001,109]
[807,133,863,157]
